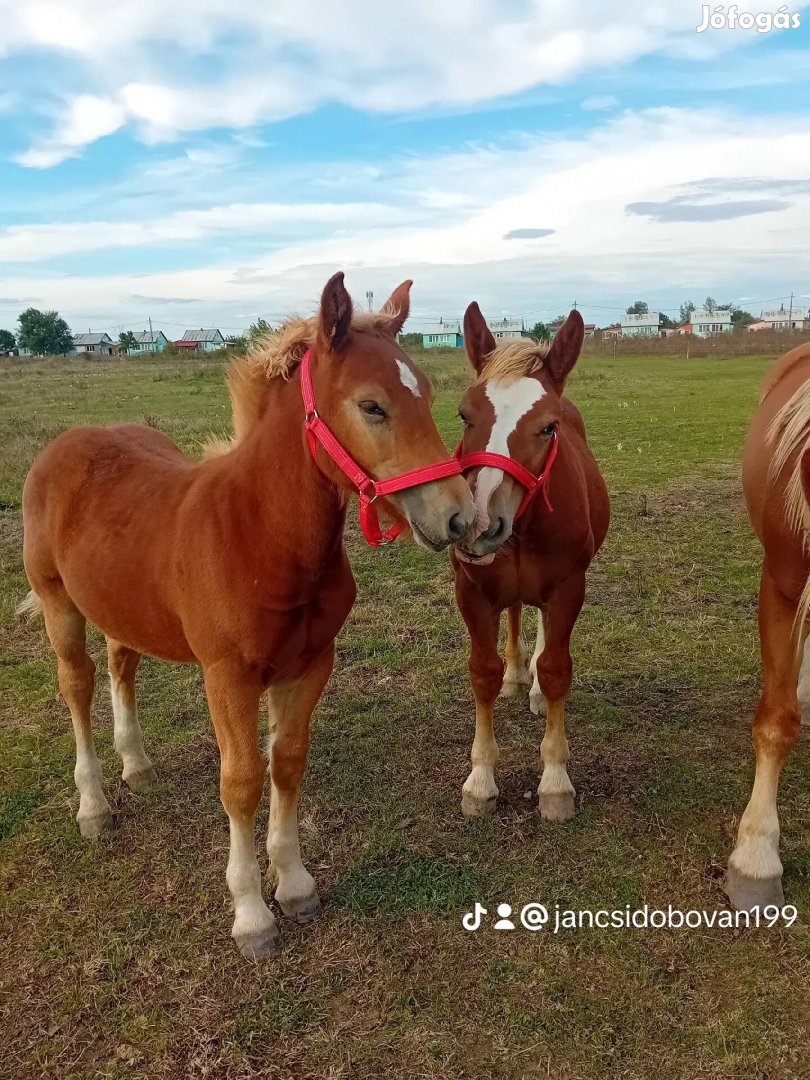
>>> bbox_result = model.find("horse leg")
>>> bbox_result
[500,602,530,698]
[535,572,586,822]
[266,646,334,923]
[529,609,548,718]
[726,564,802,911]
[457,583,503,817]
[40,584,111,837]
[204,662,279,959]
[107,639,156,793]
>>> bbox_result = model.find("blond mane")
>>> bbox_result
[204,309,403,457]
[766,379,810,635]
[476,338,550,384]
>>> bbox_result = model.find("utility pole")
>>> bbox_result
[148,315,153,340]
[365,290,373,313]
[788,292,794,331]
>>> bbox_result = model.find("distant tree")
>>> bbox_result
[17,308,73,356]
[730,306,755,329]
[0,328,16,351]
[247,318,274,348]
[397,332,423,349]
[704,296,717,315]
[659,313,676,329]
[165,339,180,356]
[528,321,551,342]
[119,330,137,354]
[626,300,649,315]
[679,301,695,325]
[225,334,248,353]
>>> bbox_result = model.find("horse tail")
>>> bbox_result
[16,590,42,621]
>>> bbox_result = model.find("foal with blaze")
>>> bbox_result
[452,304,609,820]
[19,273,475,957]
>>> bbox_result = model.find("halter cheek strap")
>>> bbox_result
[300,348,464,547]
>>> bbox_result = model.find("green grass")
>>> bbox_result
[0,349,808,1079]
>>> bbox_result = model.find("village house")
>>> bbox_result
[759,305,809,332]
[130,330,170,354]
[71,332,115,356]
[486,317,524,339]
[690,308,733,337]
[620,311,663,338]
[178,329,226,352]
[421,320,463,349]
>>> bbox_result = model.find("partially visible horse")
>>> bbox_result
[450,304,609,820]
[726,344,810,911]
[18,273,475,957]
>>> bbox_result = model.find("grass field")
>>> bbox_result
[0,348,808,1079]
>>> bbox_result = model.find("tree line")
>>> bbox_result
[0,310,278,357]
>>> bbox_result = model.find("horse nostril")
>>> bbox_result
[484,517,505,542]
[448,511,468,542]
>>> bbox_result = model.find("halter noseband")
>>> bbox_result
[300,349,463,547]
[300,347,559,548]
[454,431,559,518]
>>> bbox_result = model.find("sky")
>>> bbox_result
[1,1,810,337]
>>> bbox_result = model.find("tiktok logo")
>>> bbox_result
[462,903,488,931]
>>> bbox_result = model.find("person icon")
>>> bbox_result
[493,903,515,930]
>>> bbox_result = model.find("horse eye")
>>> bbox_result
[538,422,557,437]
[359,401,386,418]
[458,411,471,426]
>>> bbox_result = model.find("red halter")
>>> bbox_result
[300,349,464,547]
[455,431,559,518]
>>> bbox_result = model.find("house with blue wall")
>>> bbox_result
[178,329,226,352]
[422,321,462,349]
[131,330,170,353]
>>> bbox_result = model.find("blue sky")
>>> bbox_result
[1,1,810,335]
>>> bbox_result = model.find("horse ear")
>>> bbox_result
[463,302,496,374]
[379,279,413,335]
[545,309,584,389]
[318,271,353,353]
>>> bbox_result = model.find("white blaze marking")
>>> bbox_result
[395,358,421,397]
[473,378,546,534]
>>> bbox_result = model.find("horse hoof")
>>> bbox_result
[723,865,785,912]
[539,791,575,822]
[124,766,158,793]
[236,927,281,959]
[529,691,547,717]
[500,678,528,699]
[78,809,113,838]
[279,893,321,924]
[461,791,498,818]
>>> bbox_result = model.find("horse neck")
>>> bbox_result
[225,367,348,563]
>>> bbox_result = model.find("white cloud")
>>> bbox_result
[3,106,810,330]
[0,201,407,261]
[582,94,619,111]
[8,0,807,165]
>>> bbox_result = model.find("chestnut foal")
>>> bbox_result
[19,273,475,957]
[451,304,609,820]
[726,343,810,911]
